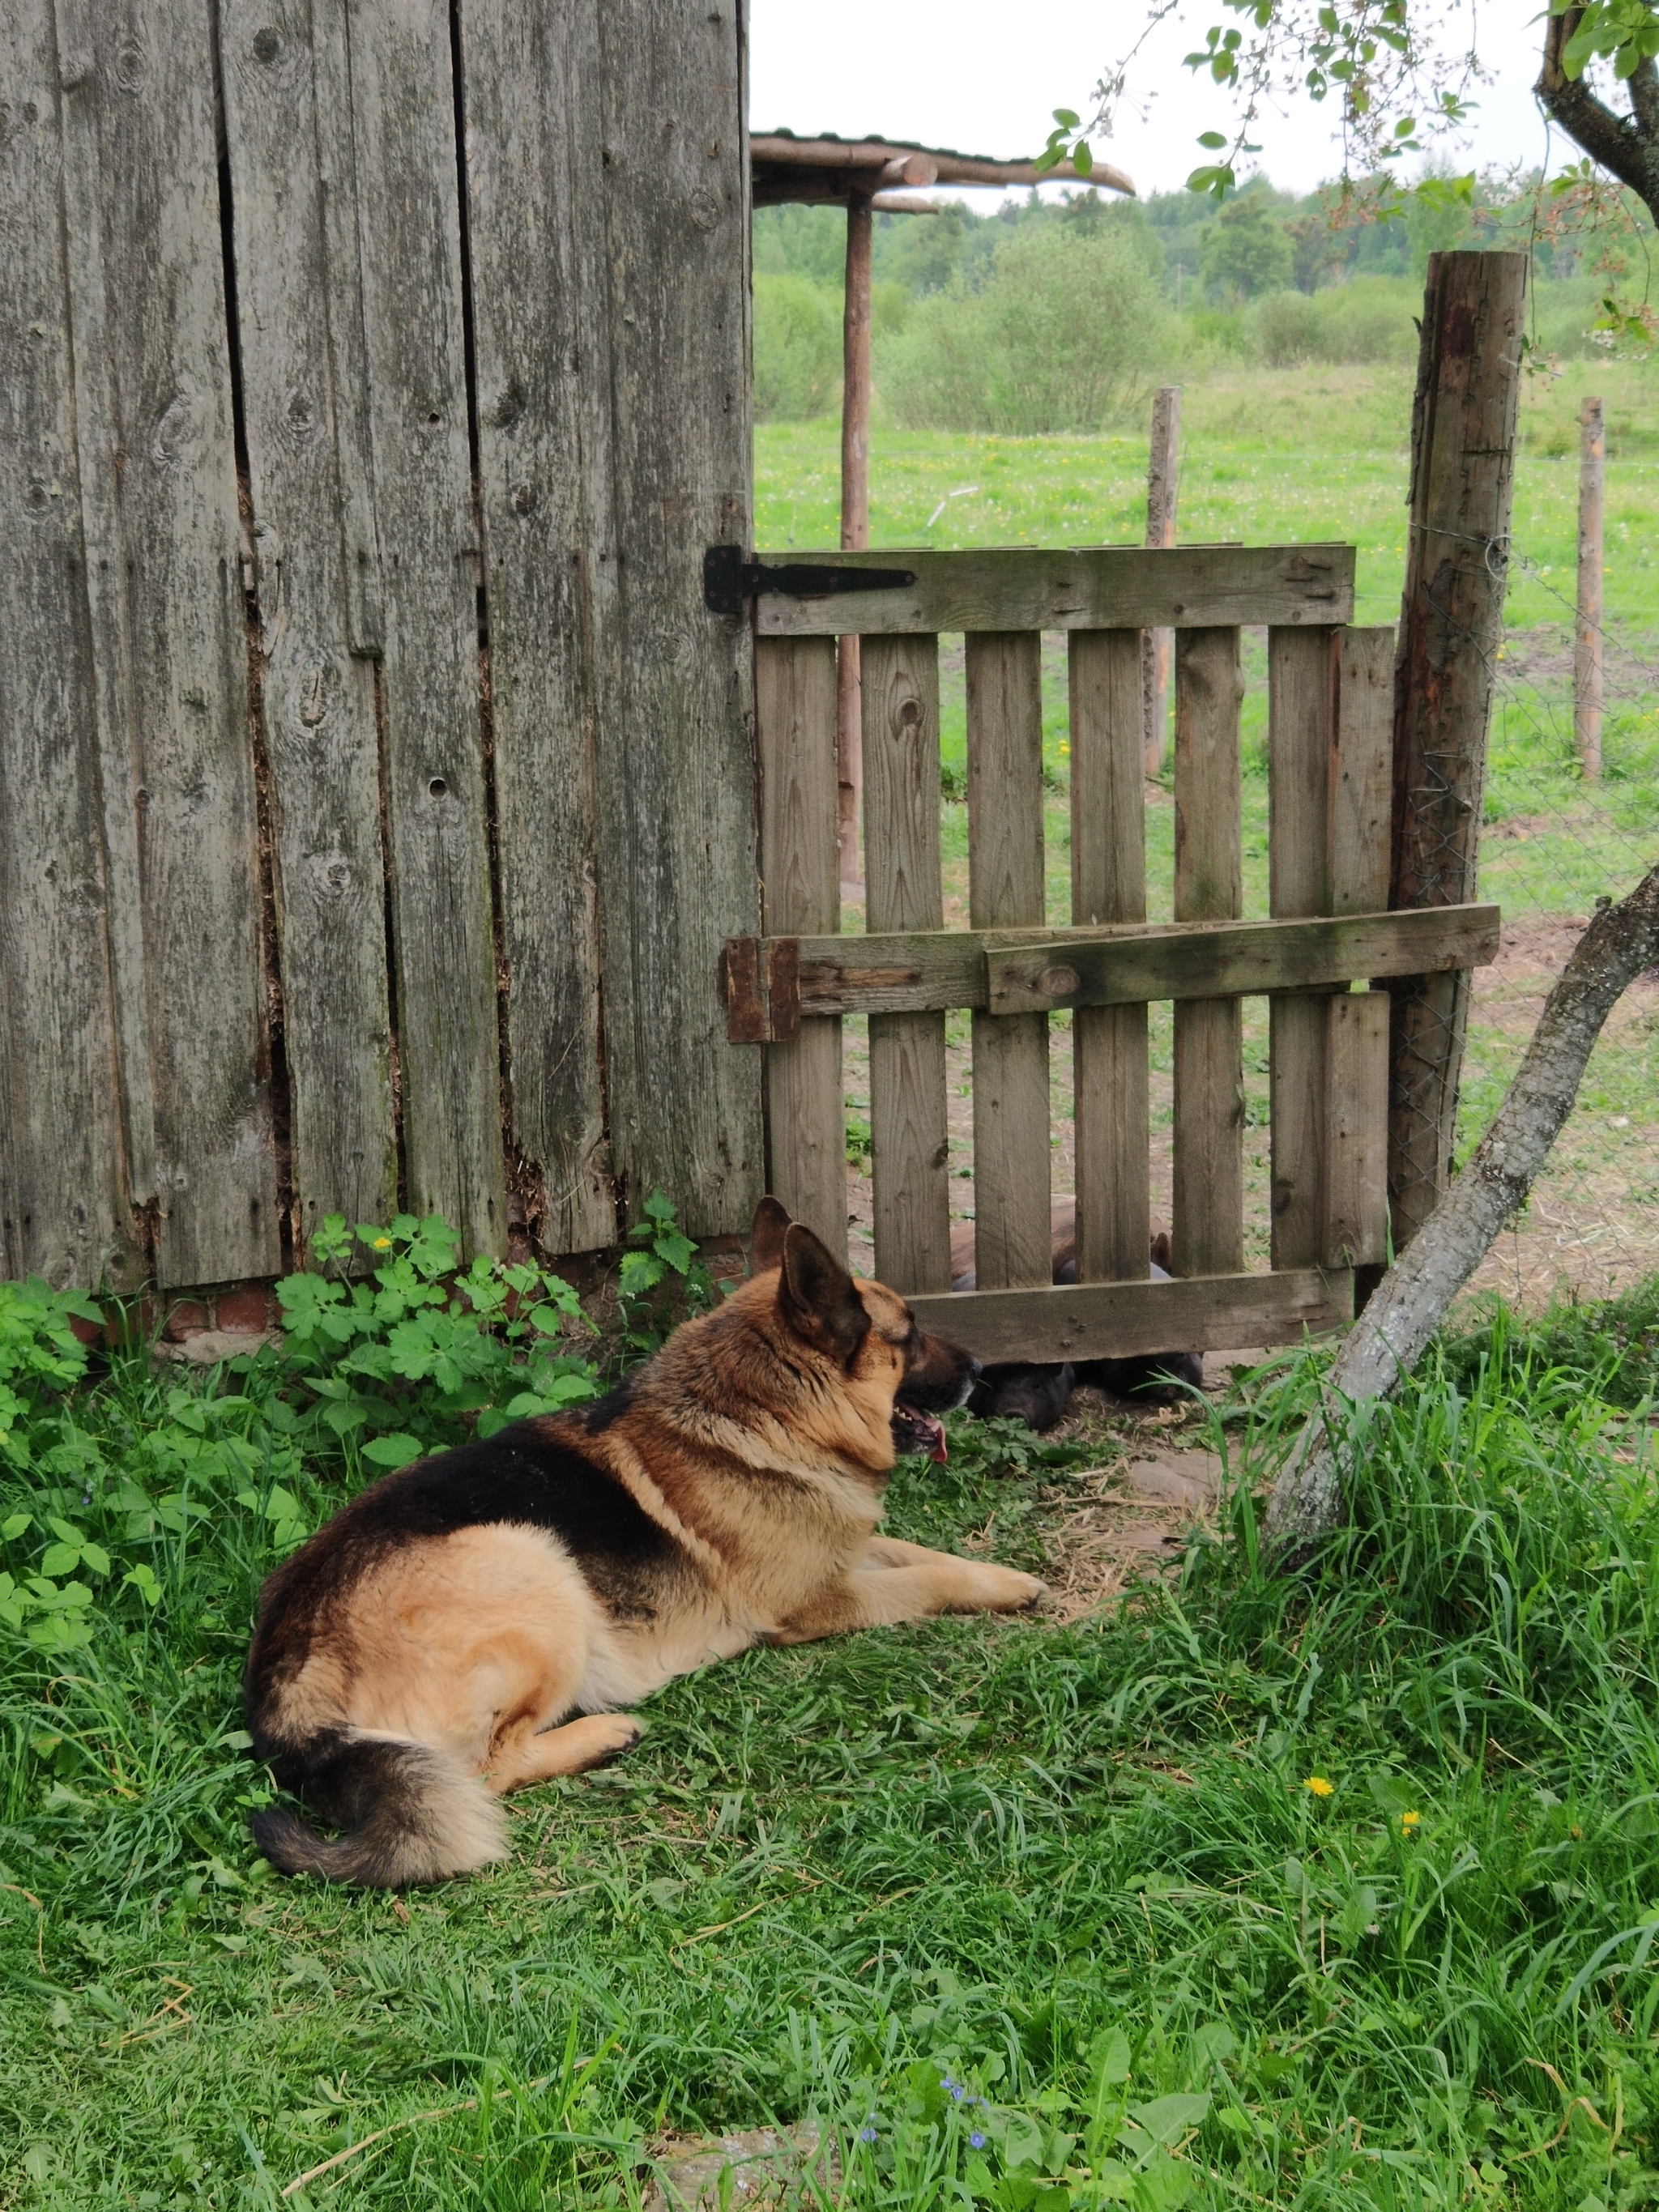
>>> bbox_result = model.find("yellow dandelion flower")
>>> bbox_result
[1303,1775,1333,1797]
[1400,1810,1421,1832]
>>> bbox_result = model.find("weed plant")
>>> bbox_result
[2,1238,1658,2204]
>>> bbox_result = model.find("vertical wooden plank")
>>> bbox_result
[966,633,1049,1289]
[1267,626,1337,1268]
[863,634,950,1292]
[1331,628,1396,916]
[757,637,845,1259]
[1328,626,1396,1276]
[836,196,872,893]
[1172,628,1243,1276]
[579,0,762,1238]
[1325,991,1389,1265]
[0,0,133,1288]
[219,0,398,1251]
[55,0,279,1287]
[1068,630,1149,1281]
[460,0,613,1254]
[343,0,505,1255]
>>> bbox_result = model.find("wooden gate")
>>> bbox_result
[723,547,1501,1366]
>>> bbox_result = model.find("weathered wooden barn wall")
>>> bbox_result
[0,0,761,1291]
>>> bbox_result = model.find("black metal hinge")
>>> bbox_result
[702,544,916,616]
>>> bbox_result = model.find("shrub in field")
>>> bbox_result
[753,272,840,422]
[1199,192,1293,305]
[1250,278,1418,369]
[880,228,1171,436]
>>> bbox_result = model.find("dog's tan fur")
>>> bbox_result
[245,1204,1043,1886]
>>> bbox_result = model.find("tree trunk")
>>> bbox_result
[1265,860,1659,1550]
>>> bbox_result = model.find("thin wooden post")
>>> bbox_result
[1386,249,1526,1251]
[837,195,873,893]
[1576,394,1604,782]
[1142,386,1180,775]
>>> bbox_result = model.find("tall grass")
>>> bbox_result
[2,1265,1658,2202]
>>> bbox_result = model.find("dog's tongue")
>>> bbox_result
[916,1411,948,1464]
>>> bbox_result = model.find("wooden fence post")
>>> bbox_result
[1576,394,1604,782]
[837,196,873,893]
[1142,386,1180,775]
[1385,249,1527,1252]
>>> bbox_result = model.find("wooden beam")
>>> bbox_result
[908,1267,1354,1366]
[837,198,872,893]
[749,134,1134,197]
[987,905,1500,1015]
[1387,251,1526,1250]
[753,544,1354,636]
[722,904,1501,1034]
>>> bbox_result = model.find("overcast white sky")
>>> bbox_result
[748,0,1559,202]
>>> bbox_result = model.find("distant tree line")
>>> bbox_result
[752,172,1653,429]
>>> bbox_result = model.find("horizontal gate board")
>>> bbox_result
[753,544,1354,637]
[908,1266,1354,1366]
[723,904,1500,1030]
[987,903,1500,1013]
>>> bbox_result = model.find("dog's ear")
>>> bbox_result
[778,1223,868,1363]
[749,1196,792,1276]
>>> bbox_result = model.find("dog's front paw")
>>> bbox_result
[975,1565,1049,1613]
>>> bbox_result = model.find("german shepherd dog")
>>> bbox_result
[244,1201,1045,1887]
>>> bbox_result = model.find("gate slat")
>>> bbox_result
[1068,631,1150,1282]
[863,636,951,1291]
[0,0,132,1288]
[56,0,279,1287]
[220,0,399,1250]
[966,633,1049,1289]
[1172,629,1245,1276]
[460,0,614,1254]
[757,637,846,1258]
[1267,626,1337,1268]
[343,0,505,1255]
[1324,627,1397,1265]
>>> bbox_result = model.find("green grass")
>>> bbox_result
[5,1272,1659,2208]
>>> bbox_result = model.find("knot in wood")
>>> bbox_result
[251,26,281,62]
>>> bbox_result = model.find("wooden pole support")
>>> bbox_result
[1576,394,1604,783]
[837,195,873,894]
[1385,249,1526,1251]
[1142,386,1180,775]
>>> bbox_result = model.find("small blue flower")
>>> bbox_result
[941,2075,964,2102]
[858,2125,877,2144]
[970,2130,986,2150]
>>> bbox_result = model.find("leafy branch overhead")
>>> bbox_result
[1060,0,1659,249]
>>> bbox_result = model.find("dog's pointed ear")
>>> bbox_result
[778,1223,868,1363]
[749,1196,793,1276]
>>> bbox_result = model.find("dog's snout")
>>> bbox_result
[968,1355,983,1379]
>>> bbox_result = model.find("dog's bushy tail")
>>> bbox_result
[249,1728,508,1889]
